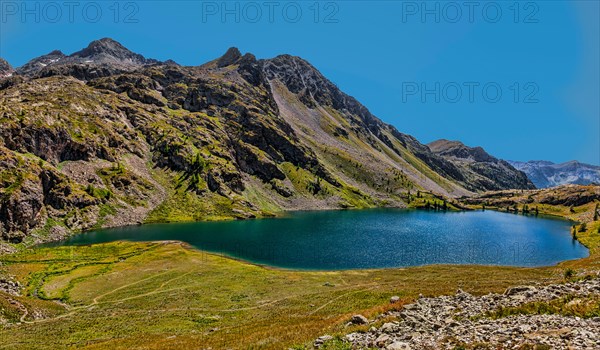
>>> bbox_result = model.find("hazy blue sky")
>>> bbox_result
[1,1,598,164]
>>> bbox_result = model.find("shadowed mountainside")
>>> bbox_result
[428,139,535,191]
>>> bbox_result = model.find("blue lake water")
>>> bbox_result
[55,209,588,270]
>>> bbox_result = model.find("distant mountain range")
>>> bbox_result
[509,160,600,188]
[0,38,584,243]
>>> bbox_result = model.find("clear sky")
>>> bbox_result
[1,1,598,165]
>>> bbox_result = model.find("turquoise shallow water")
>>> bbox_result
[54,209,589,270]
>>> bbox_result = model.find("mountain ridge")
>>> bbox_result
[509,160,600,188]
[0,39,545,244]
[14,38,159,80]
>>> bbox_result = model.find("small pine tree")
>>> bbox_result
[579,223,587,233]
[564,268,575,280]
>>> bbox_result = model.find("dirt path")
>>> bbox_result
[4,297,29,323]
[92,270,172,305]
[307,283,379,315]
[18,277,384,326]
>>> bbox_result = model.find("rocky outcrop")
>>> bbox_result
[0,146,104,243]
[0,277,22,296]
[323,277,600,349]
[510,160,600,188]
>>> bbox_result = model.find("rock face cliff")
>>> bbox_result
[0,59,14,78]
[509,160,600,188]
[0,39,533,244]
[428,139,536,191]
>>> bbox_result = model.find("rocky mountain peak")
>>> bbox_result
[0,58,14,78]
[47,50,65,56]
[14,39,158,78]
[70,38,152,65]
[428,139,495,163]
[15,50,66,76]
[72,38,124,55]
[262,54,379,128]
[428,139,463,149]
[163,59,179,66]
[217,47,243,67]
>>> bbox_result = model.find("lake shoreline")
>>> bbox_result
[43,209,588,270]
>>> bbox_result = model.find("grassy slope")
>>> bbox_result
[0,241,564,350]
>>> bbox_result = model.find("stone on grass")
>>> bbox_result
[350,314,368,324]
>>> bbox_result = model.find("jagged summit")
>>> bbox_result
[70,37,153,65]
[15,50,66,76]
[15,38,157,78]
[47,50,65,56]
[163,59,179,66]
[428,139,494,163]
[72,38,130,56]
[0,58,14,78]
[217,47,243,67]
[263,54,377,121]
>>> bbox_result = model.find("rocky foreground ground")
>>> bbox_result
[316,275,600,349]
